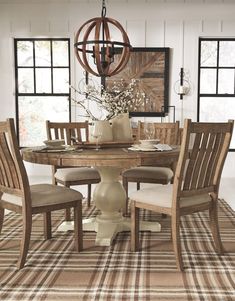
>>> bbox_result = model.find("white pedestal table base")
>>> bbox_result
[57,216,161,246]
[57,166,161,246]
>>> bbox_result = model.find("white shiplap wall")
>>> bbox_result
[0,0,235,177]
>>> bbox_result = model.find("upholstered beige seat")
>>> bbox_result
[130,119,234,271]
[54,167,100,182]
[0,119,83,269]
[2,184,83,207]
[122,121,180,214]
[123,167,173,182]
[46,120,101,221]
[129,185,212,208]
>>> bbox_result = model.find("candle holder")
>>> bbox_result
[174,68,190,100]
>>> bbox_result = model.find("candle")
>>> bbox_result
[179,86,184,94]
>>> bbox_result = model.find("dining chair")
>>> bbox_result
[0,119,83,269]
[137,121,180,144]
[46,121,101,221]
[177,127,183,145]
[122,121,180,214]
[130,119,234,271]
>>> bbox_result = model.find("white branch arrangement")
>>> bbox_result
[70,79,148,121]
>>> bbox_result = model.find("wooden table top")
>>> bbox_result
[22,147,180,169]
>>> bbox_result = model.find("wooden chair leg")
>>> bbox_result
[131,201,140,252]
[171,215,183,271]
[0,208,4,235]
[87,184,91,207]
[54,171,71,222]
[43,212,52,240]
[209,202,224,254]
[51,166,57,185]
[74,202,83,252]
[137,182,140,190]
[17,214,32,269]
[122,177,128,215]
[65,208,71,221]
[170,227,173,241]
[65,183,71,221]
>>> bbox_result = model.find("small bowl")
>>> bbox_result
[43,139,65,147]
[139,139,160,146]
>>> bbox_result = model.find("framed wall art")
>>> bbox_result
[105,47,170,117]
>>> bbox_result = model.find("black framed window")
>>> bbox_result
[198,38,235,150]
[15,38,71,147]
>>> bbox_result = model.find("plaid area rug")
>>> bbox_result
[0,199,234,301]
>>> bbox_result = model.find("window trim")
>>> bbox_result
[14,38,71,145]
[197,37,235,152]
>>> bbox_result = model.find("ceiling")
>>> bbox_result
[0,0,234,4]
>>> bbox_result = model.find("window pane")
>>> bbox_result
[35,41,51,66]
[218,69,235,94]
[52,41,69,66]
[18,68,34,93]
[17,41,33,66]
[19,96,69,147]
[200,69,217,94]
[53,68,69,93]
[219,41,235,67]
[201,41,217,67]
[200,97,235,148]
[36,68,51,93]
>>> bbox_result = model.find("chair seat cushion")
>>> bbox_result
[129,185,212,208]
[2,184,83,208]
[122,166,173,182]
[55,167,100,182]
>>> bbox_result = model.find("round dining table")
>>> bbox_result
[22,146,180,246]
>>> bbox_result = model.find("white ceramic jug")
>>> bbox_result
[90,120,113,143]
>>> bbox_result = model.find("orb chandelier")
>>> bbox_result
[74,0,132,77]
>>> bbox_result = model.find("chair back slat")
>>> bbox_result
[137,121,180,145]
[65,129,71,145]
[54,128,59,139]
[59,128,65,139]
[0,162,4,186]
[183,133,202,190]
[197,133,216,189]
[207,132,225,187]
[46,121,89,145]
[0,133,20,189]
[177,128,183,145]
[174,120,233,206]
[0,119,30,200]
[190,132,209,190]
[165,128,173,144]
[0,147,9,187]
[76,127,83,142]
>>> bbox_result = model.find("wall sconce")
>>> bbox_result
[174,68,190,100]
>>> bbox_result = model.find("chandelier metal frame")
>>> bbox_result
[74,0,132,77]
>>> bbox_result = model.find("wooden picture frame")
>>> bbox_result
[105,47,170,117]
